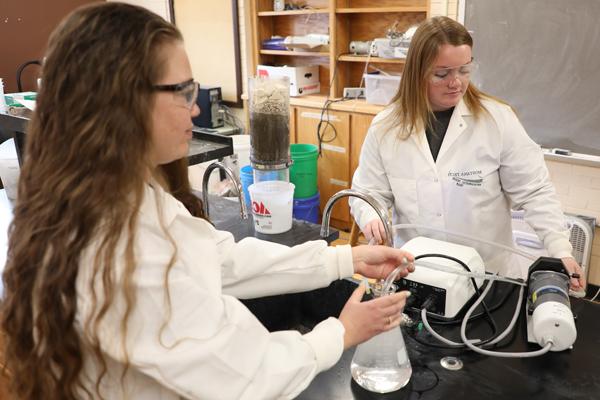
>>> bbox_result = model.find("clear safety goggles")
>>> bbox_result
[153,78,199,110]
[429,61,478,86]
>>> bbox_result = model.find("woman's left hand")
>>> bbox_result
[561,257,586,291]
[351,245,415,280]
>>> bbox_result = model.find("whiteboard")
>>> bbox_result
[464,0,600,156]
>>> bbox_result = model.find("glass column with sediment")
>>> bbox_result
[248,75,291,182]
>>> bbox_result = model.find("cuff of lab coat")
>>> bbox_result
[325,245,354,281]
[303,317,345,374]
[544,233,573,259]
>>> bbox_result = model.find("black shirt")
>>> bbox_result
[425,107,454,162]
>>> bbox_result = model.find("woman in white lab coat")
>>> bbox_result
[351,16,585,288]
[0,4,414,400]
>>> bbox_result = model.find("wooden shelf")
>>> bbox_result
[260,50,329,57]
[336,7,428,13]
[338,54,406,64]
[289,95,385,115]
[258,9,329,16]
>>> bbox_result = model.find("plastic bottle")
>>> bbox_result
[0,78,7,114]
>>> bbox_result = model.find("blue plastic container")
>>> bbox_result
[240,165,254,208]
[292,192,320,224]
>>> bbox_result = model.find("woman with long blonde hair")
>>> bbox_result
[350,16,585,288]
[1,3,415,399]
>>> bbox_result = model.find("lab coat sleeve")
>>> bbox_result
[211,227,354,299]
[96,271,345,400]
[495,105,573,258]
[82,216,348,400]
[350,115,395,229]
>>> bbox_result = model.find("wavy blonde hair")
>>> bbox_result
[1,3,184,399]
[385,16,502,139]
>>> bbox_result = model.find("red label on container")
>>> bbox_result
[252,201,271,216]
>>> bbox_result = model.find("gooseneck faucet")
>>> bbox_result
[320,189,393,246]
[202,161,248,220]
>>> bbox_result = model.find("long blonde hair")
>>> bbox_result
[1,3,182,399]
[386,16,495,139]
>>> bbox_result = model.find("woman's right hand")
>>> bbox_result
[362,219,387,245]
[338,284,411,349]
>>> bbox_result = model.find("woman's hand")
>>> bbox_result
[561,257,586,291]
[351,245,415,281]
[339,283,411,349]
[361,219,387,245]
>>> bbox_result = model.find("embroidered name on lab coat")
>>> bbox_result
[447,170,483,187]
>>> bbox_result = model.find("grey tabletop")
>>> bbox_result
[205,193,339,246]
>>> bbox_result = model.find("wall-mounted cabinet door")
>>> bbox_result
[295,107,350,224]
[350,113,374,177]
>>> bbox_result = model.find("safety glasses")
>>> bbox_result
[153,78,199,110]
[429,61,478,86]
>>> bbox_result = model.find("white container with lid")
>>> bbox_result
[364,74,402,106]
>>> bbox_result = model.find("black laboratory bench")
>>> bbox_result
[204,193,348,332]
[296,282,600,400]
[0,114,233,166]
[205,193,338,245]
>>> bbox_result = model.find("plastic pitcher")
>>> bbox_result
[248,181,294,234]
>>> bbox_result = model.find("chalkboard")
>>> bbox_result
[463,0,600,156]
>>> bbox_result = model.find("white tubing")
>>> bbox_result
[460,281,552,358]
[392,224,538,261]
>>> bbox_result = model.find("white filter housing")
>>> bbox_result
[401,237,485,319]
[530,301,577,351]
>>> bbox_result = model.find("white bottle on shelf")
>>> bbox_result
[0,78,7,114]
[273,0,285,12]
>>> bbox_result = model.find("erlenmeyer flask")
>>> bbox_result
[350,278,412,393]
[350,325,412,393]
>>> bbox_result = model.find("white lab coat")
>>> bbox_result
[75,183,354,399]
[350,98,572,277]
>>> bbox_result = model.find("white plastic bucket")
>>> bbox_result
[232,134,251,172]
[248,181,294,234]
[0,139,20,201]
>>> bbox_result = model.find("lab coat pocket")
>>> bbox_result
[388,177,418,222]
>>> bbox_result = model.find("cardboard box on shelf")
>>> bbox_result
[257,65,320,97]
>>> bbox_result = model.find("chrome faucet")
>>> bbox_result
[320,189,393,246]
[202,161,248,220]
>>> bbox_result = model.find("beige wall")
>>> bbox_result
[174,1,241,104]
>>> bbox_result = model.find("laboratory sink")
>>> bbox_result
[241,279,357,332]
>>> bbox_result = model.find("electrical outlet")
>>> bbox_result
[343,87,365,99]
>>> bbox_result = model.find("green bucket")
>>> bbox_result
[290,143,318,198]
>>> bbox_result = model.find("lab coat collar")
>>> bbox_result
[408,100,471,169]
[435,99,471,163]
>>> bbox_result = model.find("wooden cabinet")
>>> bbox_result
[291,103,374,229]
[295,107,350,224]
[248,0,429,229]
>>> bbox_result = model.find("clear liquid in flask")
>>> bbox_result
[350,327,412,393]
